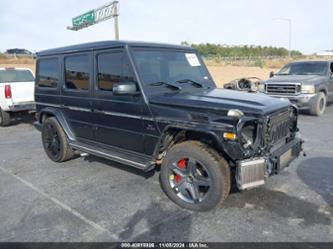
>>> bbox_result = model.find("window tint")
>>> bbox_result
[65,54,90,90]
[0,69,34,83]
[97,52,135,91]
[37,58,58,88]
[278,62,328,76]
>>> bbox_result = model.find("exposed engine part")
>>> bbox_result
[236,157,266,190]
[224,77,264,93]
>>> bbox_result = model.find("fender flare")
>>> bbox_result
[317,84,328,95]
[152,124,229,160]
[39,107,76,142]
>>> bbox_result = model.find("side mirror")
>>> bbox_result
[269,71,275,78]
[113,82,138,95]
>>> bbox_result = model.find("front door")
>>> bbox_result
[92,48,146,154]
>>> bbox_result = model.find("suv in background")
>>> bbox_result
[264,61,333,116]
[34,41,303,211]
[0,68,35,126]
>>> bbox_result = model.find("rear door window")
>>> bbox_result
[65,54,90,91]
[37,58,59,88]
[0,69,34,83]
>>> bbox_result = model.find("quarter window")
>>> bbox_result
[37,58,59,88]
[65,55,90,90]
[97,52,135,91]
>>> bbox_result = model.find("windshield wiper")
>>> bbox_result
[147,81,182,90]
[175,79,204,88]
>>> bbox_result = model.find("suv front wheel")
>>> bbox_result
[160,141,231,211]
[42,117,74,162]
[309,92,326,116]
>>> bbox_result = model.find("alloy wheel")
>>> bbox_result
[44,123,61,157]
[168,158,212,204]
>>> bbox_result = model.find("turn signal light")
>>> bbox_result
[223,132,237,140]
[4,85,12,99]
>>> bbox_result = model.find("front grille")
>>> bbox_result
[266,83,300,95]
[266,110,290,145]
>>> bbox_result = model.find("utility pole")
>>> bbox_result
[113,1,119,40]
[273,18,292,57]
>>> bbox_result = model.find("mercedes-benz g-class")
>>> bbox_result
[34,41,303,211]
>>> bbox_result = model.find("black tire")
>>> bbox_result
[42,117,74,162]
[0,109,11,127]
[160,140,231,211]
[309,92,326,116]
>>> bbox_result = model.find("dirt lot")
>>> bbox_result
[0,107,332,242]
[0,62,272,88]
[207,65,273,86]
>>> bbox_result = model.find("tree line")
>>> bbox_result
[181,42,302,58]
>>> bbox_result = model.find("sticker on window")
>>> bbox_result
[185,53,201,67]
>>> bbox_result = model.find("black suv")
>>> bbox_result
[34,41,303,211]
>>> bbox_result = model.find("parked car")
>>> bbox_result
[5,48,34,56]
[264,60,333,116]
[34,41,303,211]
[0,68,35,126]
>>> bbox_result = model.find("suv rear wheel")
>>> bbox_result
[0,109,11,127]
[42,117,74,162]
[309,92,326,116]
[160,141,231,211]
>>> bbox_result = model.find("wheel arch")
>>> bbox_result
[39,107,75,141]
[153,125,230,163]
[317,85,328,95]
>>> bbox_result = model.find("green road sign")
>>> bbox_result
[67,1,119,40]
[72,10,95,27]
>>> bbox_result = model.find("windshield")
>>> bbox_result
[277,62,328,75]
[0,69,34,83]
[132,49,215,92]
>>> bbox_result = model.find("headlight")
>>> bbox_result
[227,109,244,118]
[301,85,315,94]
[240,121,258,150]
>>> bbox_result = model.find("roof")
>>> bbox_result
[37,40,194,57]
[0,67,33,71]
[288,60,333,64]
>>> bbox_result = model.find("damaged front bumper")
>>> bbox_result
[236,137,303,190]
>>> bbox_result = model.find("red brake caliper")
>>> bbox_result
[175,159,187,183]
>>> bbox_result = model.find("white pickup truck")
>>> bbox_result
[0,68,35,126]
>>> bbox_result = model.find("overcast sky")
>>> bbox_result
[0,0,331,54]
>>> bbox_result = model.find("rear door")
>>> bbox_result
[0,69,35,104]
[92,48,146,153]
[61,52,95,141]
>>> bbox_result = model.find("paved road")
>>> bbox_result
[0,107,332,242]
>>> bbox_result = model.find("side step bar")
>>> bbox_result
[69,142,155,172]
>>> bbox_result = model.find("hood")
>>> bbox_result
[266,74,326,84]
[149,88,290,115]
